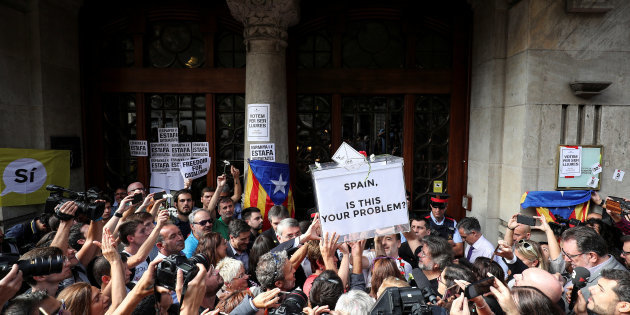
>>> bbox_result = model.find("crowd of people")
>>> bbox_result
[0,165,630,315]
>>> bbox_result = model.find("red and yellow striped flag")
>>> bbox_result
[244,159,294,230]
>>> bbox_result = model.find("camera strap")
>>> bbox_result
[54,210,75,221]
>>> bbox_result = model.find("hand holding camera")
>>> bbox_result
[0,264,22,305]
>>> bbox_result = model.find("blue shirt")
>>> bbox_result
[183,233,198,258]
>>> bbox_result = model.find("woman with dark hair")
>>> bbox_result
[248,234,275,284]
[195,231,227,266]
[309,270,344,309]
[437,264,477,304]
[369,257,404,298]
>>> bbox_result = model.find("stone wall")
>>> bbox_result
[0,0,83,227]
[468,0,630,241]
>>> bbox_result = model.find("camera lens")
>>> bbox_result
[189,253,209,269]
[18,255,64,277]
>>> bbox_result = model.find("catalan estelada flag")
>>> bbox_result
[520,190,591,223]
[244,159,294,230]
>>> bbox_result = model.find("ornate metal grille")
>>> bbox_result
[103,94,137,191]
[413,95,450,210]
[342,21,404,68]
[147,94,207,142]
[146,21,205,68]
[215,29,246,68]
[295,95,332,208]
[297,30,332,69]
[215,94,245,171]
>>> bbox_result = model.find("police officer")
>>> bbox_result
[424,193,464,257]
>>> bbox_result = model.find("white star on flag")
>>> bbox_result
[270,174,287,194]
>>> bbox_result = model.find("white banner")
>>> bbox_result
[158,128,179,143]
[129,140,148,157]
[191,142,210,158]
[247,104,270,141]
[250,143,275,162]
[150,171,185,193]
[179,157,211,180]
[311,156,409,242]
[150,143,171,158]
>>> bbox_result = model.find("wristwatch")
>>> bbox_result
[114,211,123,218]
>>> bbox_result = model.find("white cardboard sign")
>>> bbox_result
[191,142,210,158]
[179,157,211,180]
[170,143,192,159]
[332,142,367,170]
[247,104,270,141]
[158,128,179,143]
[613,169,625,182]
[150,158,170,173]
[559,146,582,178]
[250,143,276,162]
[311,156,409,242]
[150,143,171,158]
[129,140,148,157]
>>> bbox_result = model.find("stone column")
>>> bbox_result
[227,0,299,165]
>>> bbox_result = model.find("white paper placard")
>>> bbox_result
[591,162,602,175]
[587,176,599,188]
[613,169,625,182]
[247,104,270,141]
[250,143,276,162]
[170,157,188,172]
[311,155,409,242]
[158,128,179,143]
[170,143,192,159]
[150,158,170,173]
[179,157,211,180]
[559,146,582,178]
[191,142,210,158]
[150,143,171,158]
[150,171,185,193]
[129,140,148,157]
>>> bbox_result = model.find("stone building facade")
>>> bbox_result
[0,0,628,241]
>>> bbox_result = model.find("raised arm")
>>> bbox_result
[112,258,162,314]
[135,192,156,213]
[104,194,134,237]
[504,214,519,247]
[97,228,126,315]
[337,243,351,289]
[533,216,561,260]
[206,175,227,219]
[127,209,168,268]
[319,232,340,272]
[77,217,103,267]
[51,201,78,252]
[231,166,242,203]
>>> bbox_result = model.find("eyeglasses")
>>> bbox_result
[621,251,630,256]
[561,248,583,261]
[193,219,213,226]
[234,272,249,279]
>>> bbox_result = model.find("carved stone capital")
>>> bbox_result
[226,0,299,45]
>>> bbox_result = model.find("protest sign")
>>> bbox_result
[129,140,148,157]
[150,171,185,193]
[559,146,582,178]
[170,143,192,159]
[179,157,211,180]
[150,158,170,173]
[250,143,275,162]
[158,128,179,143]
[311,155,409,242]
[191,142,209,157]
[247,104,269,141]
[150,143,170,158]
[170,157,188,172]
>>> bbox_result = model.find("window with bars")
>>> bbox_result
[215,94,245,172]
[147,94,207,142]
[102,94,138,191]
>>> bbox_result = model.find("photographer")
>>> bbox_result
[4,290,69,315]
[20,246,70,296]
[0,263,23,305]
[5,213,51,254]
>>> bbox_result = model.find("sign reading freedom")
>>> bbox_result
[311,155,409,242]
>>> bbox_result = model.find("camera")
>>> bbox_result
[606,196,630,216]
[0,253,64,279]
[371,287,446,315]
[548,215,584,236]
[269,289,308,315]
[155,254,209,291]
[45,185,105,221]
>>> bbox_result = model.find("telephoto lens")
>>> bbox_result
[0,254,64,278]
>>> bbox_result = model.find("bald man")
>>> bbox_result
[514,268,563,303]
[504,214,531,246]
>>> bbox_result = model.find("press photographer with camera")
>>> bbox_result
[5,212,51,254]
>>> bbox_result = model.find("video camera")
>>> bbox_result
[45,185,105,221]
[269,289,308,315]
[155,253,209,291]
[0,253,64,279]
[370,287,445,315]
[548,215,584,236]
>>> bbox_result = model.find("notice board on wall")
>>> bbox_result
[556,145,603,190]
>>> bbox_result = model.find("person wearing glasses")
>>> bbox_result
[424,193,464,257]
[216,257,251,295]
[227,219,251,272]
[620,235,630,269]
[183,209,214,258]
[551,225,626,301]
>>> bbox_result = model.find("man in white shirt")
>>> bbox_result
[457,216,508,275]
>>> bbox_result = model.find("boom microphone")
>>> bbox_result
[568,267,590,311]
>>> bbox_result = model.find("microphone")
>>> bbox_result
[568,267,590,310]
